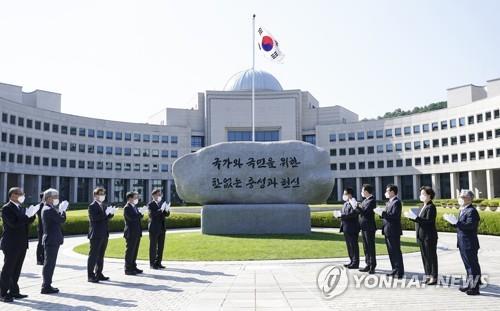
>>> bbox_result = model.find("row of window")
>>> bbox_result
[329,129,500,156]
[329,109,500,142]
[0,133,179,158]
[1,112,178,143]
[0,152,169,172]
[330,148,500,171]
[227,130,280,142]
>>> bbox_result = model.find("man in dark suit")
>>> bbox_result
[380,184,404,278]
[454,190,482,295]
[123,191,144,275]
[410,186,438,285]
[338,187,360,269]
[148,188,170,269]
[41,188,66,294]
[36,192,45,265]
[0,187,36,303]
[87,187,114,283]
[357,184,377,274]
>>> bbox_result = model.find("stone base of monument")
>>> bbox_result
[201,204,311,235]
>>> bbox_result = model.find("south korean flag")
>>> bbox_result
[257,27,285,63]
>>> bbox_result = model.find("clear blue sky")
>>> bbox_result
[1,0,499,122]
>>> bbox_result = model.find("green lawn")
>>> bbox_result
[73,231,419,261]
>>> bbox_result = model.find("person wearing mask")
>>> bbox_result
[148,188,170,269]
[409,186,438,285]
[40,188,67,294]
[36,192,45,265]
[380,184,404,278]
[357,184,377,274]
[453,190,481,295]
[123,191,144,275]
[87,187,115,283]
[337,187,360,269]
[0,187,37,302]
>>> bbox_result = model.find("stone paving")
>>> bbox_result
[0,228,499,310]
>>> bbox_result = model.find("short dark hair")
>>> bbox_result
[151,188,162,196]
[386,184,398,195]
[362,184,373,194]
[420,186,435,200]
[39,192,44,200]
[126,191,138,200]
[343,187,353,195]
[8,187,23,198]
[93,187,106,196]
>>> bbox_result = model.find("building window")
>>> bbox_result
[228,131,280,142]
[414,141,421,150]
[415,157,422,166]
[424,157,431,165]
[368,161,375,169]
[422,124,429,132]
[349,162,356,170]
[357,132,364,140]
[134,133,141,142]
[441,120,448,130]
[376,145,384,153]
[143,134,150,142]
[395,128,402,136]
[106,131,113,139]
[367,131,374,139]
[377,160,384,168]
[395,143,402,152]
[125,133,132,141]
[340,163,347,171]
[396,159,403,167]
[79,128,86,136]
[70,127,77,135]
[330,163,337,171]
[431,122,438,131]
[348,148,355,155]
[477,114,483,123]
[494,109,500,119]
[367,146,374,154]
[161,150,168,158]
[413,125,420,134]
[171,136,178,144]
[423,140,430,149]
[358,147,365,155]
[468,116,474,125]
[43,122,50,132]
[348,132,355,141]
[339,148,346,156]
[469,133,475,143]
[171,150,178,158]
[115,132,123,140]
[404,127,411,135]
[387,160,393,168]
[358,162,365,169]
[191,136,204,147]
[386,144,393,152]
[376,130,383,138]
[330,149,336,156]
[441,138,448,147]
[443,155,449,164]
[460,153,467,161]
[161,135,168,143]
[459,117,465,127]
[329,134,336,142]
[433,139,439,147]
[385,129,392,137]
[433,156,440,164]
[450,119,457,128]
[339,133,346,141]
[52,124,58,133]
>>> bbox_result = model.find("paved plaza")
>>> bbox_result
[0,228,499,311]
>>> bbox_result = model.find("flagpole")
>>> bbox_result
[252,14,256,142]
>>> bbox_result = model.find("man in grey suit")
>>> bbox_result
[40,188,67,294]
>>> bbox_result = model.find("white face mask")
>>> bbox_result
[133,199,139,205]
[360,191,365,198]
[419,195,427,203]
[18,195,26,204]
[156,196,162,202]
[342,194,348,202]
[97,195,106,202]
[458,198,465,207]
[385,192,391,199]
[53,199,60,206]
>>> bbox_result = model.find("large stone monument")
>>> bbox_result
[172,140,334,234]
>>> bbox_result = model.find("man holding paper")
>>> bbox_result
[123,191,144,275]
[337,187,360,269]
[380,185,404,278]
[87,187,115,283]
[0,187,37,303]
[447,190,482,295]
[40,189,67,294]
[407,186,438,285]
[357,184,377,274]
[148,188,171,269]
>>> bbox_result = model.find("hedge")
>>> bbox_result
[310,208,500,236]
[0,212,201,239]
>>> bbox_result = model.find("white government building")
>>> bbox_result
[1,70,499,204]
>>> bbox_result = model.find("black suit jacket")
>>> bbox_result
[339,201,360,235]
[0,201,36,251]
[455,205,480,250]
[411,202,437,241]
[381,197,402,237]
[87,201,113,240]
[147,201,170,234]
[357,195,377,232]
[41,204,66,246]
[123,203,143,239]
